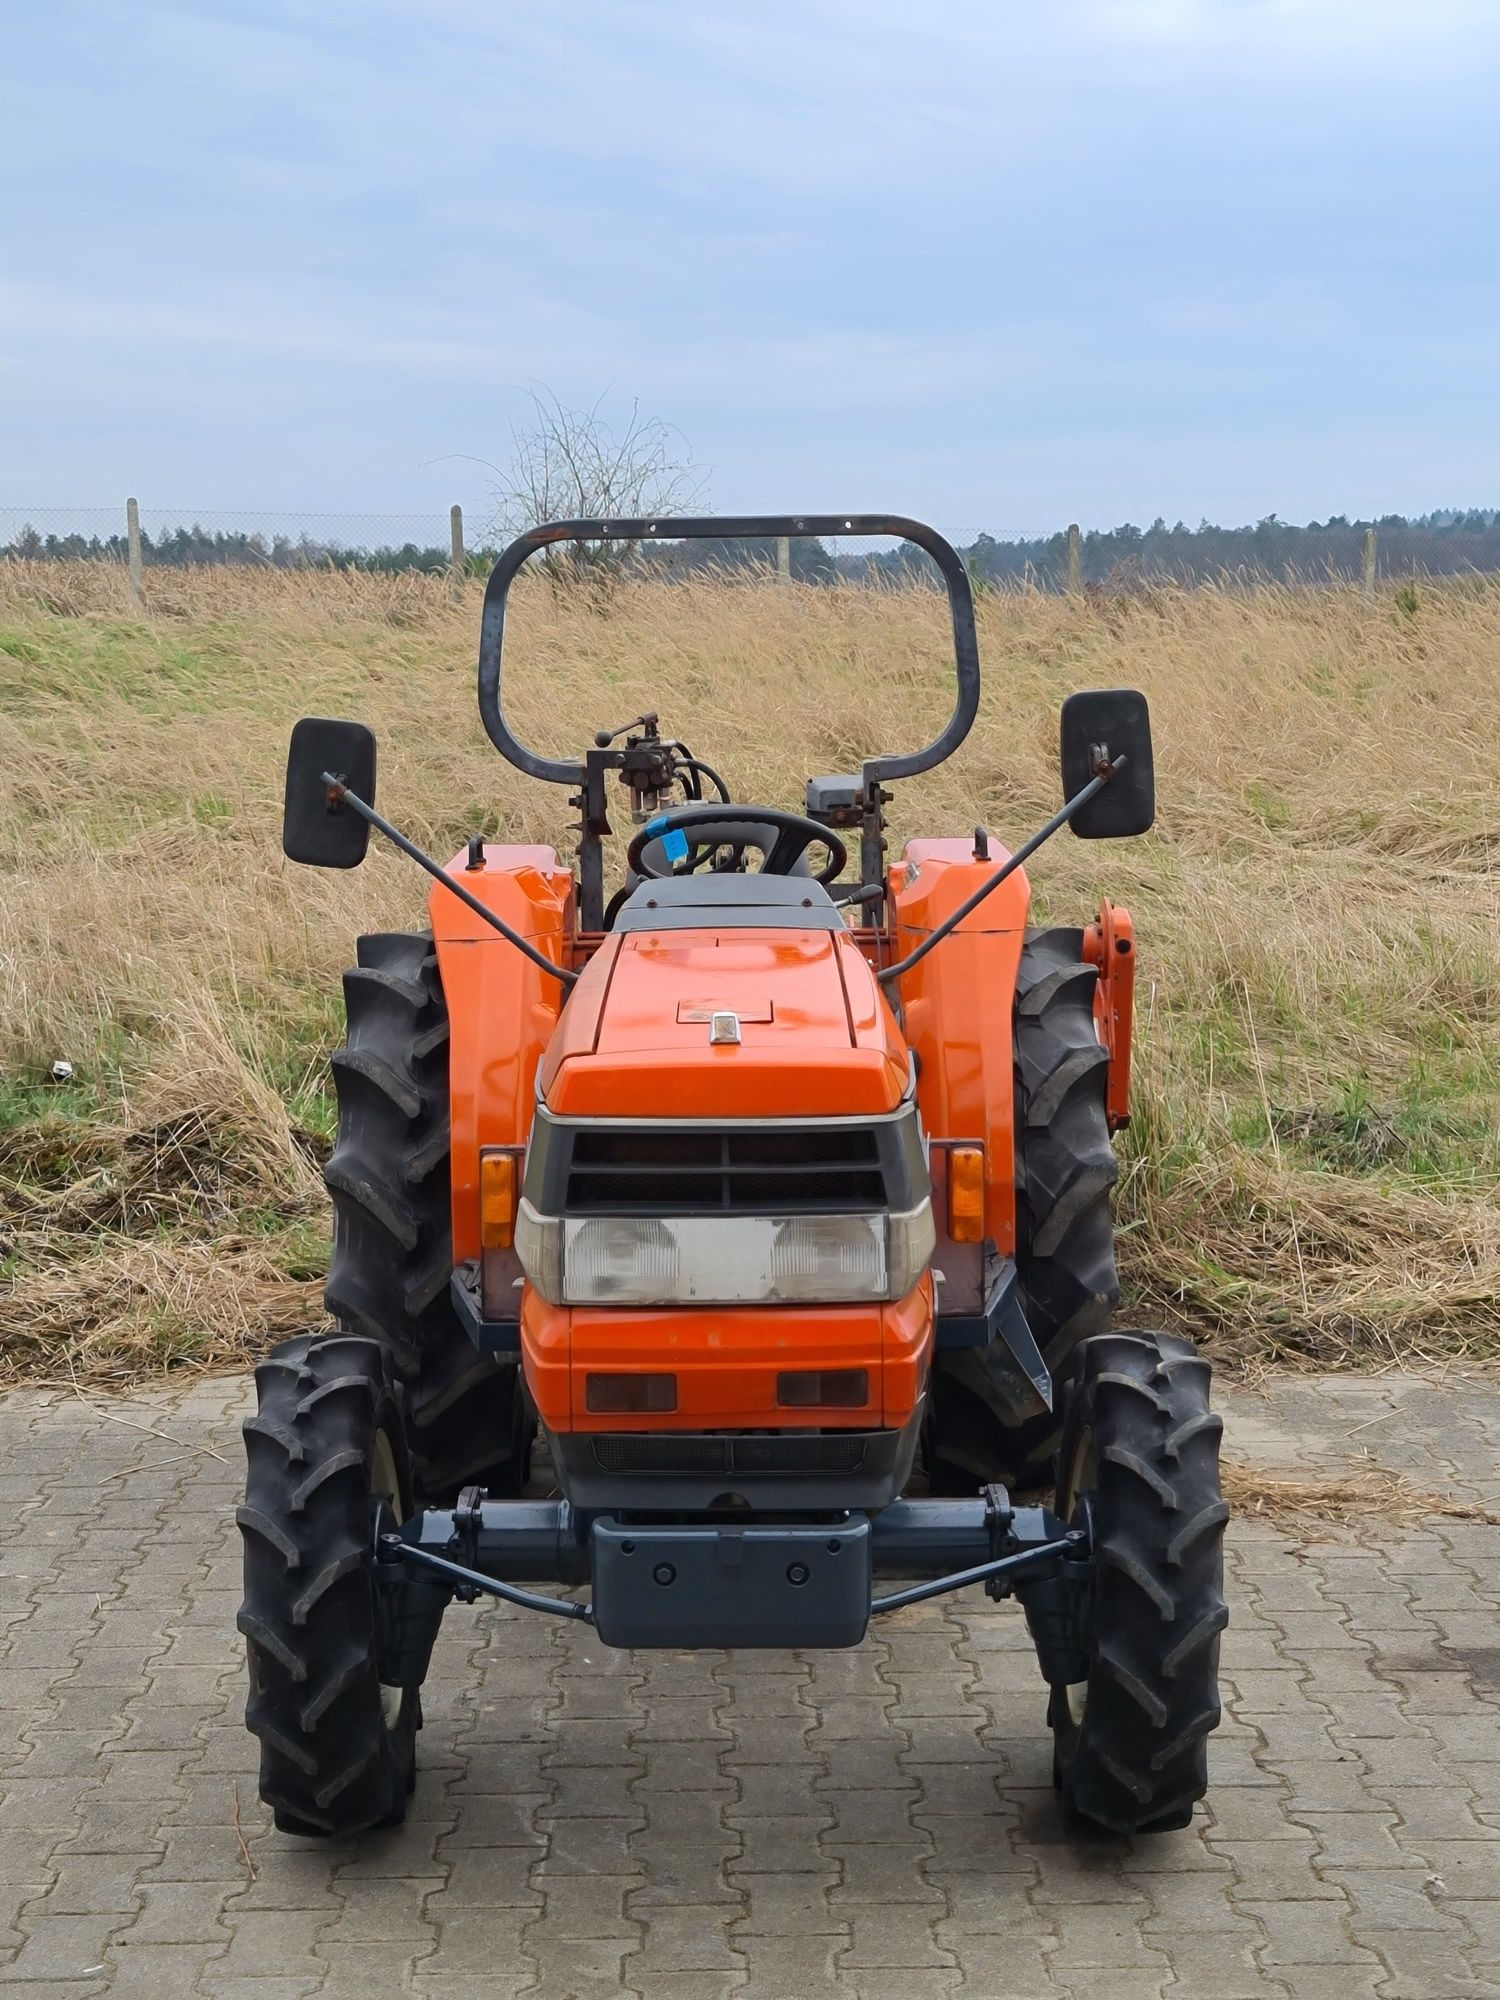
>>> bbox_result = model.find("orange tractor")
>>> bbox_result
[240,515,1226,1840]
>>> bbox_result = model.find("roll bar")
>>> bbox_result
[476,514,981,790]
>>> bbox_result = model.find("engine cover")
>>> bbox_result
[539,923,909,1120]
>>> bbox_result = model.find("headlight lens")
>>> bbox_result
[514,1199,564,1303]
[888,1199,939,1299]
[770,1215,885,1302]
[514,1199,934,1307]
[565,1216,680,1303]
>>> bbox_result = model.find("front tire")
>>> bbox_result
[1050,1330,1228,1835]
[237,1332,416,1837]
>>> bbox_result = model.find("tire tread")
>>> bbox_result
[237,1332,413,1837]
[323,930,529,1503]
[1053,1329,1228,1834]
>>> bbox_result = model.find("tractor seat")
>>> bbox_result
[611,872,843,932]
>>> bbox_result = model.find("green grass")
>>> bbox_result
[1243,781,1290,830]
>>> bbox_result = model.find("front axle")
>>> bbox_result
[374,1488,1090,1658]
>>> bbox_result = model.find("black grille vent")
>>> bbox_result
[525,1106,928,1220]
[591,1433,869,1476]
[565,1125,885,1214]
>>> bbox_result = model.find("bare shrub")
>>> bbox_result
[489,390,706,596]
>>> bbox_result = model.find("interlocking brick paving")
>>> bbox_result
[1,1370,1497,1998]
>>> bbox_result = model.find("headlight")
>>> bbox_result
[887,1200,939,1299]
[769,1215,885,1302]
[514,1199,564,1302]
[514,1199,935,1307]
[562,1215,681,1303]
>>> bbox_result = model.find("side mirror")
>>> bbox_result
[283,717,377,868]
[1059,688,1155,838]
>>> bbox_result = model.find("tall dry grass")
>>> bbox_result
[1,558,1496,1382]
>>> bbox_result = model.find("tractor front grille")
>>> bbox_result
[590,1432,869,1477]
[524,1107,928,1219]
[566,1126,884,1214]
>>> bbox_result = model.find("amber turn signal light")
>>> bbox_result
[479,1152,518,1250]
[947,1146,984,1243]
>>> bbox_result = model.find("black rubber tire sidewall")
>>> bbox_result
[1052,1329,1228,1834]
[323,930,529,1505]
[238,1332,416,1837]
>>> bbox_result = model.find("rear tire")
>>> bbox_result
[324,931,530,1504]
[237,1332,416,1837]
[1050,1330,1228,1835]
[930,927,1120,1489]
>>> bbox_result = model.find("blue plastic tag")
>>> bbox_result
[645,814,691,867]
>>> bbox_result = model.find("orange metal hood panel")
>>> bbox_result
[540,928,909,1119]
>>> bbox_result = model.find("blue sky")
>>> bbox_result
[3,0,1498,541]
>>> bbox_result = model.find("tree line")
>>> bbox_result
[0,522,463,574]
[945,512,1500,589]
[4,509,1499,588]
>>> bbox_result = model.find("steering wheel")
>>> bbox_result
[626,805,848,886]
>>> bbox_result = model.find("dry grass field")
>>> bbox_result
[1,558,1496,1385]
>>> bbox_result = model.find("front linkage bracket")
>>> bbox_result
[373,1486,1092,1652]
[867,1529,1088,1615]
[377,1534,595,1623]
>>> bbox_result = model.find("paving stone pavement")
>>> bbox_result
[1,1368,1497,1999]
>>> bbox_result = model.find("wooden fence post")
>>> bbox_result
[775,535,791,584]
[1065,522,1082,596]
[1361,525,1377,599]
[449,504,465,599]
[125,497,143,604]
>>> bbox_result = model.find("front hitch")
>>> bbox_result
[371,1487,1093,1657]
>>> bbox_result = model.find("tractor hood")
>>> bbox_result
[539,928,910,1120]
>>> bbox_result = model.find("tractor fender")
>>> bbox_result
[428,846,574,1265]
[885,839,1032,1267]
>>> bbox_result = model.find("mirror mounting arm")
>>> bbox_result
[322,776,579,990]
[876,757,1125,987]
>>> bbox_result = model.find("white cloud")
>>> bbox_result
[1078,0,1497,60]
